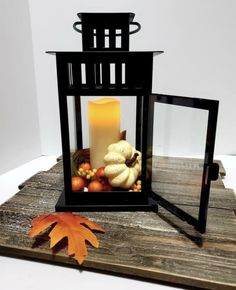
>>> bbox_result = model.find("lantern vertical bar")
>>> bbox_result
[85,62,95,88]
[95,63,101,86]
[146,94,156,193]
[96,27,105,49]
[121,23,129,50]
[82,24,94,51]
[72,61,83,149]
[198,101,219,233]
[101,61,110,89]
[141,94,151,195]
[72,61,82,87]
[75,96,83,149]
[125,56,134,89]
[109,27,116,50]
[135,95,143,151]
[55,54,72,202]
[115,61,122,88]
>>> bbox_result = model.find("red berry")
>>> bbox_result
[95,167,106,180]
[103,182,113,192]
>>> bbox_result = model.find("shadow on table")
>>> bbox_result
[157,211,203,247]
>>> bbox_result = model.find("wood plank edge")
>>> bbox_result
[0,246,235,290]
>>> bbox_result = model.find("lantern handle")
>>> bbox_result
[129,22,141,35]
[73,21,141,35]
[72,22,82,33]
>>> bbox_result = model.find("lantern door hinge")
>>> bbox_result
[205,163,219,185]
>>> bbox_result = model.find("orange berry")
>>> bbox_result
[71,176,85,192]
[88,180,103,192]
[79,162,91,171]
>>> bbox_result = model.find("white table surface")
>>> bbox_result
[0,155,235,290]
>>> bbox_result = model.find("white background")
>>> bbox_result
[1,0,236,174]
[0,0,41,174]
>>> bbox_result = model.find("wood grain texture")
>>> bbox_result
[0,157,235,290]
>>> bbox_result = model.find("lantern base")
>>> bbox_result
[55,190,157,212]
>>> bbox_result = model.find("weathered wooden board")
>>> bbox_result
[0,157,235,290]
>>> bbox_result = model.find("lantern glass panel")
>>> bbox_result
[151,102,209,219]
[67,95,145,196]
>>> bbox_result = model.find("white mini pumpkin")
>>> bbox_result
[104,140,142,189]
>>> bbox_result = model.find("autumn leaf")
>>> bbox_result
[28,212,105,264]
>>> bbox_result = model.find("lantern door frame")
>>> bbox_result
[146,93,219,233]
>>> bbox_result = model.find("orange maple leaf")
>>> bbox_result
[28,212,105,264]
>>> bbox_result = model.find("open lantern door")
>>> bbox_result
[146,94,219,233]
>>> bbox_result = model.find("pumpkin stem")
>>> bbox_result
[125,153,139,167]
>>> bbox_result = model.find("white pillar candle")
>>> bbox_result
[88,97,120,169]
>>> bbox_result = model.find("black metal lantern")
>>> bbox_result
[48,12,219,233]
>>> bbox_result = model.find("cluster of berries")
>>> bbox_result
[72,163,112,192]
[128,180,142,192]
[72,162,142,193]
[78,167,97,180]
